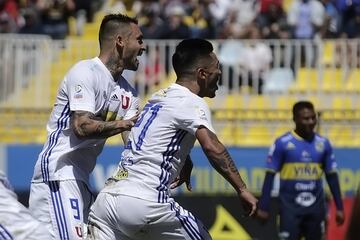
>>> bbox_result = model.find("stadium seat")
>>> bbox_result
[263,68,294,93]
[321,41,336,66]
[345,70,360,92]
[289,68,318,92]
[238,125,272,146]
[321,68,343,92]
[327,125,353,147]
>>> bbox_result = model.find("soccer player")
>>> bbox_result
[87,38,258,240]
[0,171,51,240]
[257,101,345,240]
[29,14,145,239]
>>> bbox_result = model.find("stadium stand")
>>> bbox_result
[0,1,359,147]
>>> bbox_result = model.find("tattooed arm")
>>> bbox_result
[195,126,258,216]
[71,111,138,139]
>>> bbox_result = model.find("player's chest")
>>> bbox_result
[285,141,325,163]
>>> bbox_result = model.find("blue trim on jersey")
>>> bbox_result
[136,104,162,150]
[49,181,69,240]
[157,130,187,203]
[170,201,202,240]
[41,103,70,181]
[0,224,13,240]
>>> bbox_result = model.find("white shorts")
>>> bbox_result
[29,180,95,240]
[0,180,50,240]
[87,192,212,240]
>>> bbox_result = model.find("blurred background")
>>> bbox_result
[0,0,359,239]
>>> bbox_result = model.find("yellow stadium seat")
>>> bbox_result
[321,69,343,92]
[345,70,360,92]
[331,96,352,109]
[289,68,318,92]
[238,125,272,146]
[327,125,353,147]
[321,41,336,66]
[218,124,237,146]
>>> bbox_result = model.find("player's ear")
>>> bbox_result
[115,35,124,56]
[198,68,207,80]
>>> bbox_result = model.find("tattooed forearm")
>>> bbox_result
[207,148,247,191]
[197,127,247,192]
[71,111,131,139]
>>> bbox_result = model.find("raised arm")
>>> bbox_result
[195,126,258,216]
[71,111,138,139]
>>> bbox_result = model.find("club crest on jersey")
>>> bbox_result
[121,95,130,109]
[315,141,324,152]
[75,226,83,238]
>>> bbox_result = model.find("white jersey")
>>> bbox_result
[0,171,50,240]
[104,83,215,203]
[32,57,139,184]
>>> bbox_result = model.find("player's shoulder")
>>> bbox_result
[314,133,331,145]
[117,75,138,97]
[277,131,293,143]
[67,58,101,77]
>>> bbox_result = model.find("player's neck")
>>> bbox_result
[294,129,314,141]
[176,79,199,95]
[99,54,124,80]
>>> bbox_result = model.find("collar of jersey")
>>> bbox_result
[291,130,305,141]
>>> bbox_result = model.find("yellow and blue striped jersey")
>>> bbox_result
[266,131,337,210]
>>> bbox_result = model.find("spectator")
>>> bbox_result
[320,0,341,38]
[159,5,191,39]
[0,0,21,33]
[257,1,290,39]
[36,0,75,39]
[287,0,325,39]
[238,25,273,94]
[18,7,44,34]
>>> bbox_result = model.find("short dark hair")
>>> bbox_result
[172,38,214,76]
[292,101,314,117]
[98,14,138,49]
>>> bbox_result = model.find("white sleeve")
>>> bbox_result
[122,96,140,120]
[177,97,215,135]
[66,66,97,113]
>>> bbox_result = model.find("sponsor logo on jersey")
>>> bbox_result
[301,151,312,162]
[295,192,316,207]
[75,85,82,93]
[281,162,323,180]
[74,93,83,99]
[295,181,316,191]
[111,94,119,101]
[286,142,295,149]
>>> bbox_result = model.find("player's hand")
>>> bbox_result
[335,210,345,226]
[119,114,139,131]
[238,189,258,217]
[256,209,270,223]
[170,156,193,191]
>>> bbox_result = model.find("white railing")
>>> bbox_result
[0,34,52,106]
[0,35,359,108]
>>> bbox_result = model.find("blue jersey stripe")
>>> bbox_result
[170,202,202,240]
[157,130,187,203]
[41,103,70,181]
[136,105,162,150]
[49,181,69,239]
[0,224,13,240]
